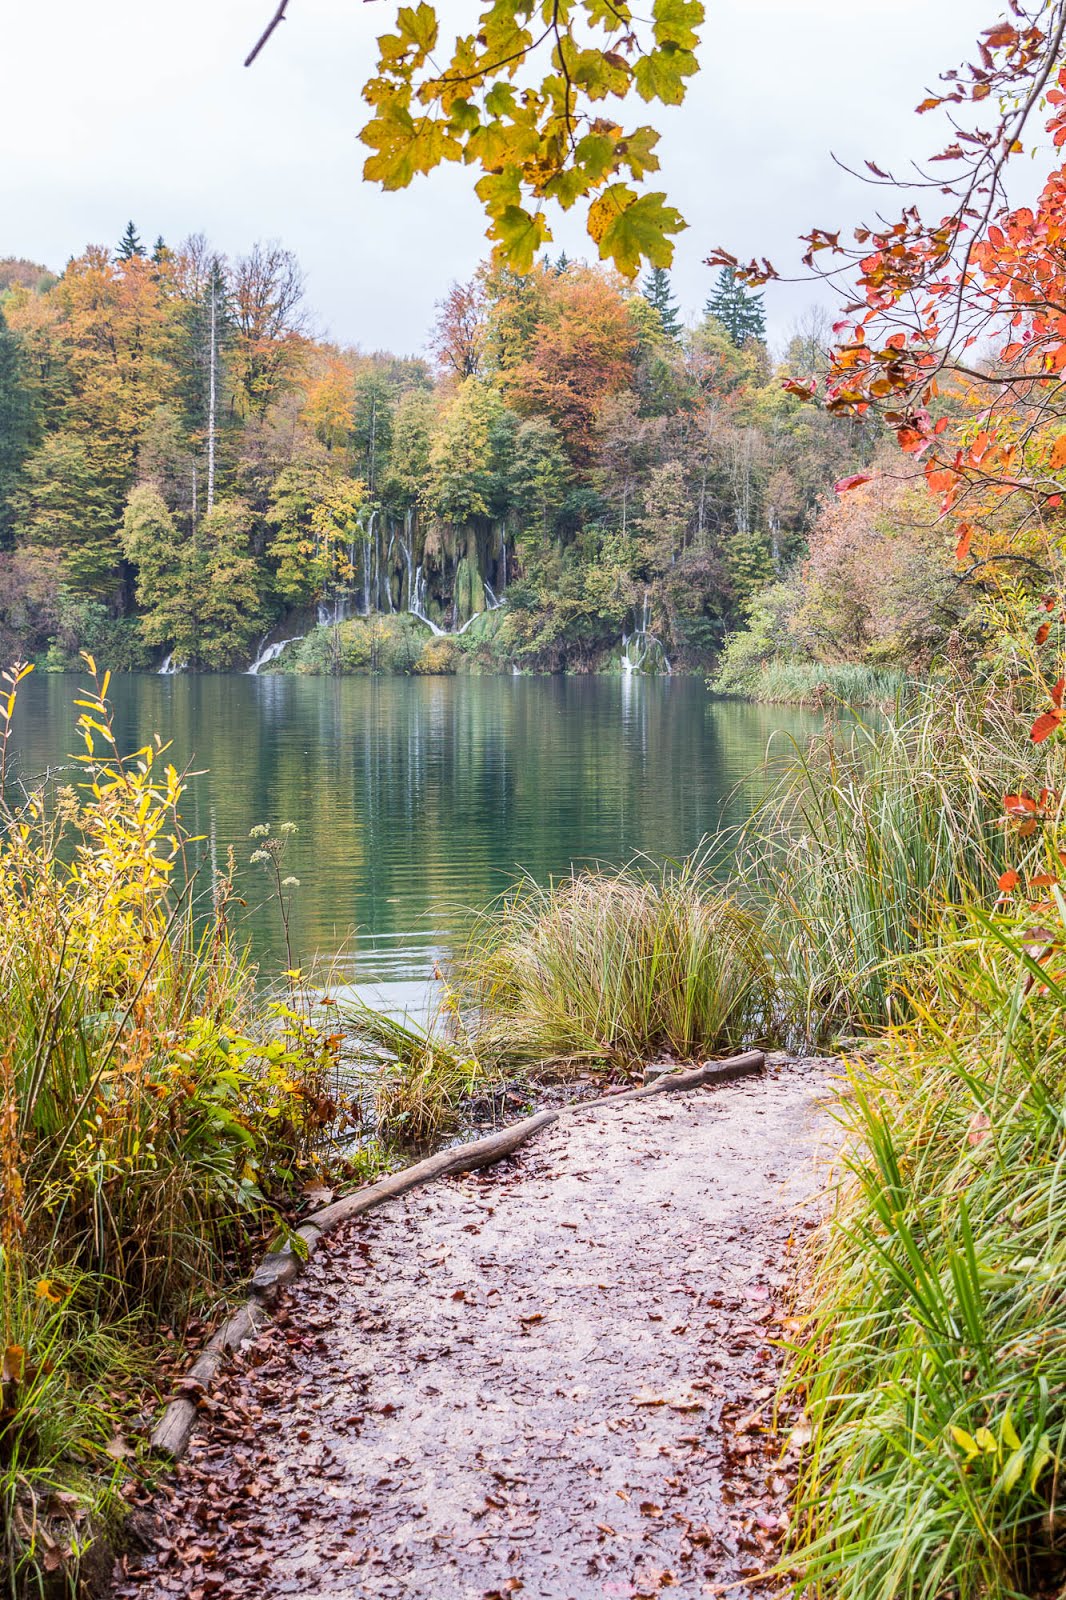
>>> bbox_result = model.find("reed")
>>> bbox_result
[737,681,1044,1038]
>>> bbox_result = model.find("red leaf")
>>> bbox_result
[1032,710,1064,744]
[955,524,973,561]
[1054,676,1066,708]
[834,473,873,494]
[1036,622,1051,646]
[1004,793,1039,815]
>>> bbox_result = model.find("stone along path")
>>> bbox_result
[117,1059,832,1600]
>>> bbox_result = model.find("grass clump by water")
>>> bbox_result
[713,658,910,709]
[340,994,489,1145]
[456,853,774,1072]
[0,660,350,1595]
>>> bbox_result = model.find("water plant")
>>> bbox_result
[737,679,1044,1039]
[342,978,489,1145]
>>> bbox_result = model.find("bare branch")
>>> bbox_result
[245,0,290,68]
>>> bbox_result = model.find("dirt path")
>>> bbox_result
[117,1058,833,1600]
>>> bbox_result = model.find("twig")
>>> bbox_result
[245,0,290,68]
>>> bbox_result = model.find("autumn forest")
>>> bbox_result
[0,230,878,676]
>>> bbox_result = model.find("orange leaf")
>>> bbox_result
[955,523,973,561]
[1037,622,1051,646]
[834,473,873,494]
[1054,676,1066,708]
[1030,873,1057,888]
[1004,793,1039,814]
[998,869,1020,892]
[1051,435,1066,469]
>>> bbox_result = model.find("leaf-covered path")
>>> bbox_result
[117,1059,832,1600]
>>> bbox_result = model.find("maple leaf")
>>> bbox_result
[588,185,685,275]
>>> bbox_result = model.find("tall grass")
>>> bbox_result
[738,682,1048,1038]
[715,659,910,708]
[790,904,1066,1599]
[457,853,775,1071]
[340,997,488,1144]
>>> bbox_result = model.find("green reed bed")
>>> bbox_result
[737,683,1043,1039]
[719,659,910,709]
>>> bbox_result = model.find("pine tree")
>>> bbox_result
[151,236,170,265]
[0,308,32,548]
[116,221,146,261]
[704,267,766,347]
[641,266,682,340]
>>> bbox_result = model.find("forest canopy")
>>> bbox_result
[0,230,870,674]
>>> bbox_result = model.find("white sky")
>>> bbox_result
[3,0,995,357]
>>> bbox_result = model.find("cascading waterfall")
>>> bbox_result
[621,592,672,675]
[409,566,446,635]
[246,635,304,675]
[157,651,182,676]
[307,507,513,639]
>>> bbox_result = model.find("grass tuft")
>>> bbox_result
[456,852,775,1072]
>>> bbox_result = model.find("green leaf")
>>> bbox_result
[490,205,552,273]
[633,44,698,106]
[652,0,704,50]
[588,184,685,275]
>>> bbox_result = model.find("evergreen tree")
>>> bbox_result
[704,267,766,347]
[641,266,682,340]
[116,221,146,261]
[151,236,169,264]
[0,308,32,548]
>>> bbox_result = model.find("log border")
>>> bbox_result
[149,1050,764,1459]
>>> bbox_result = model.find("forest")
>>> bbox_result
[0,233,871,675]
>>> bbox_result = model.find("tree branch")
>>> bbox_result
[245,0,290,68]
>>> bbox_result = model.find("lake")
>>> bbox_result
[8,673,826,1009]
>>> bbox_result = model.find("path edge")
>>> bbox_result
[149,1049,765,1459]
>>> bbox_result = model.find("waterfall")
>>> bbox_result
[621,592,672,675]
[409,566,446,635]
[158,651,183,676]
[399,509,414,611]
[246,635,304,675]
[483,580,505,612]
[384,526,396,612]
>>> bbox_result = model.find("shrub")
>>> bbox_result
[0,658,350,1591]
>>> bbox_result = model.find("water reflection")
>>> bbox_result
[8,674,827,985]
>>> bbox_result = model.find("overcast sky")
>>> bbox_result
[3,0,992,357]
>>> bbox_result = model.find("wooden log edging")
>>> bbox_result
[149,1050,765,1460]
